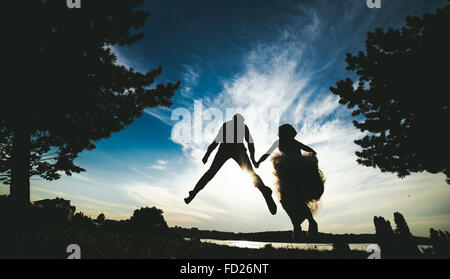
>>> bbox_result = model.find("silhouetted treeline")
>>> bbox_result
[374,212,449,258]
[330,3,450,184]
[0,195,368,259]
[72,208,169,235]
[0,195,175,258]
[1,196,448,258]
[0,195,170,235]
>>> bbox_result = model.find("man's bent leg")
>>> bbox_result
[234,149,277,215]
[185,148,229,204]
[233,148,263,186]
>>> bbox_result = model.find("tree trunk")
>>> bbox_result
[10,124,31,211]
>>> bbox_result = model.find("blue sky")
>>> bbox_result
[2,0,449,236]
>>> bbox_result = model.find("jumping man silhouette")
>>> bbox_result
[184,113,277,215]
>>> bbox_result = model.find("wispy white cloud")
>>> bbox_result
[57,171,95,184]
[144,63,202,125]
[146,165,166,170]
[71,173,92,183]
[180,64,201,99]
[146,160,168,170]
[145,107,174,126]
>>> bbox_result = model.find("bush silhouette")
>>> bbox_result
[129,207,168,234]
[374,216,396,258]
[393,212,419,257]
[374,212,421,258]
[95,213,106,225]
[430,228,450,258]
[72,212,94,229]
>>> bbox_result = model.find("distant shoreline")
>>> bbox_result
[172,227,432,245]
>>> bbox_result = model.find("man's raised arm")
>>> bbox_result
[202,125,223,164]
[202,141,218,164]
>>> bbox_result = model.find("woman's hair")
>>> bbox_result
[278,124,297,139]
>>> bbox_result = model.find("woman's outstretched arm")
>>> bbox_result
[298,141,317,154]
[255,140,279,168]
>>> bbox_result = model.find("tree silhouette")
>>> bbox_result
[330,4,449,184]
[393,212,412,237]
[1,0,180,210]
[129,207,168,233]
[430,228,450,257]
[72,212,94,229]
[96,213,106,225]
[393,212,419,257]
[373,216,396,258]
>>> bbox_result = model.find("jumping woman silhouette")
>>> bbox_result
[255,124,325,239]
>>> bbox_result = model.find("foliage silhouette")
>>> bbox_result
[1,0,180,209]
[429,228,450,258]
[95,213,106,225]
[394,212,412,237]
[373,215,396,258]
[393,212,420,257]
[129,206,169,233]
[73,212,95,229]
[330,4,449,184]
[374,212,420,258]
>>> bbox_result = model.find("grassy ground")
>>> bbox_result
[0,226,370,259]
[2,198,445,259]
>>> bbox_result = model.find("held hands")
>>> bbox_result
[251,157,260,168]
[254,154,269,168]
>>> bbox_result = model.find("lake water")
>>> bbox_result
[191,239,433,252]
[192,238,371,251]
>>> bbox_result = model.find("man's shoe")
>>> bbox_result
[184,191,195,204]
